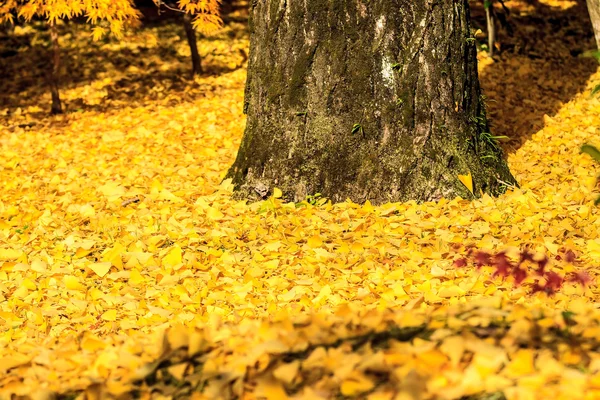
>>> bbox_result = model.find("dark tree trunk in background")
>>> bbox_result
[49,22,63,114]
[220,0,236,15]
[183,13,202,75]
[587,0,600,48]
[226,0,517,205]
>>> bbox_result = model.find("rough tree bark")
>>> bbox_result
[226,0,517,205]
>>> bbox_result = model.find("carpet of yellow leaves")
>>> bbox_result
[1,1,600,399]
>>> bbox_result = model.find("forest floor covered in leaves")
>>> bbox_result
[2,0,600,399]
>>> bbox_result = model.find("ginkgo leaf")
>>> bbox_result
[505,349,535,377]
[206,206,224,220]
[64,275,86,291]
[167,363,188,380]
[88,262,112,278]
[2,8,600,398]
[458,173,474,194]
[0,248,22,260]
[340,372,375,396]
[81,334,107,352]
[307,236,323,248]
[129,269,145,285]
[98,181,125,198]
[255,378,289,400]
[102,243,126,269]
[12,286,28,299]
[431,265,446,277]
[21,278,36,290]
[162,246,183,269]
[101,310,117,322]
[273,361,299,384]
[0,354,30,373]
[79,204,96,218]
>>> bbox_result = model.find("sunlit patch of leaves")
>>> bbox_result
[1,0,600,399]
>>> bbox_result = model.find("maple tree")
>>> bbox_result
[0,0,221,36]
[0,0,221,112]
[0,0,142,113]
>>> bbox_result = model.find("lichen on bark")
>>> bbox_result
[226,0,517,205]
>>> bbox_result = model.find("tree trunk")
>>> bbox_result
[183,13,202,75]
[49,21,63,114]
[587,0,600,49]
[226,0,517,205]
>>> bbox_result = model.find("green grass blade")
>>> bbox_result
[581,144,600,163]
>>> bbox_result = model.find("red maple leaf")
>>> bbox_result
[512,268,527,285]
[474,251,491,268]
[454,258,468,268]
[544,271,563,291]
[493,252,513,277]
[519,248,535,265]
[565,250,577,263]
[535,256,549,276]
[568,271,592,287]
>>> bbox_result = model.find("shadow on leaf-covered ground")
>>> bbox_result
[471,0,598,155]
[0,3,249,118]
[1,0,597,154]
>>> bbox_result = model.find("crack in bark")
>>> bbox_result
[271,0,288,36]
[401,6,433,81]
[424,114,434,154]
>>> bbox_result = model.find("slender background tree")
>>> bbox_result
[588,0,600,48]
